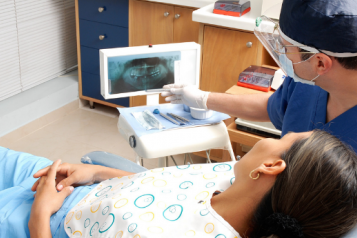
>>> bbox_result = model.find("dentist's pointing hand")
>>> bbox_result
[161,84,210,109]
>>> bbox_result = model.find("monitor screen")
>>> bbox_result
[108,51,181,94]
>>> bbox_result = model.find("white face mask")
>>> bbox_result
[279,54,319,86]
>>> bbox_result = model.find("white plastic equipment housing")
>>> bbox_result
[118,115,235,161]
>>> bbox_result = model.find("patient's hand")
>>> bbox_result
[29,160,73,238]
[32,162,100,192]
[31,160,74,216]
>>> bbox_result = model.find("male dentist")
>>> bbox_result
[162,0,357,153]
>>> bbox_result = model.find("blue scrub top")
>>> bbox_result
[267,76,357,153]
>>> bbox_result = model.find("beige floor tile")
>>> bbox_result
[41,110,96,139]
[6,130,63,159]
[47,142,103,164]
[0,127,28,145]
[0,136,13,148]
[1,105,209,169]
[5,128,102,164]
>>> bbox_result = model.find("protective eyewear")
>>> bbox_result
[254,16,318,69]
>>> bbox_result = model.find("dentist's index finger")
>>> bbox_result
[163,84,175,89]
[161,91,173,97]
[170,88,184,95]
[164,95,179,102]
[163,84,186,89]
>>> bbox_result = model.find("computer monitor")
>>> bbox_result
[100,42,201,100]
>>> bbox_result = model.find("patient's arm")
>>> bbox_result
[29,160,74,238]
[28,213,52,238]
[32,163,135,192]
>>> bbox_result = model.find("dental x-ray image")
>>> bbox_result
[107,51,181,94]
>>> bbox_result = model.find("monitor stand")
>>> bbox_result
[146,93,160,106]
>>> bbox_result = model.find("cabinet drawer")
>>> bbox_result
[78,0,128,28]
[80,20,128,49]
[82,71,129,107]
[81,46,100,75]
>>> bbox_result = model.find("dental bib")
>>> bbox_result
[65,162,240,238]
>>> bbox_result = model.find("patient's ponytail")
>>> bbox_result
[250,130,357,238]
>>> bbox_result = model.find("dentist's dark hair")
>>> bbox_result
[250,130,357,238]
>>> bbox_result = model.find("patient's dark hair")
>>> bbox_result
[250,130,357,238]
[300,48,357,70]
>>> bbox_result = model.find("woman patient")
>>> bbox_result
[1,130,357,238]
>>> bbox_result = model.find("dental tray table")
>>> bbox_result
[118,104,235,165]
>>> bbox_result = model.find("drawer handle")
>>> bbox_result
[246,42,253,48]
[175,14,180,19]
[164,12,170,17]
[98,7,105,13]
[99,35,105,40]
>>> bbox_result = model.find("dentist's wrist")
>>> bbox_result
[202,91,210,110]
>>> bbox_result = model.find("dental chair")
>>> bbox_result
[81,151,148,173]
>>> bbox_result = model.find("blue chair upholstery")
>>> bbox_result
[81,151,148,173]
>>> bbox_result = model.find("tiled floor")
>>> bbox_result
[0,103,206,169]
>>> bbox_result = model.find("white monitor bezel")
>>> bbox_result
[100,42,201,99]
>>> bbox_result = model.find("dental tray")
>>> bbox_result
[118,104,230,137]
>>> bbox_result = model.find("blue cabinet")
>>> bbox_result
[79,20,128,49]
[78,0,128,27]
[77,0,129,107]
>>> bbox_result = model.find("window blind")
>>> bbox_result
[0,0,77,101]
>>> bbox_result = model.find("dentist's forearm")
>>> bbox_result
[206,93,271,122]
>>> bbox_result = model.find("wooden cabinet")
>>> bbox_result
[173,7,200,43]
[200,26,260,93]
[129,0,200,106]
[129,0,174,46]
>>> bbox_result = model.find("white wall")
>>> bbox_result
[0,71,79,137]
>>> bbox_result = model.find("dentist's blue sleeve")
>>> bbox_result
[267,76,297,131]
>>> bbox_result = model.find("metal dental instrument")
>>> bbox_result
[167,113,190,122]
[153,109,182,125]
[145,88,171,93]
[160,113,182,125]
[167,113,187,125]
